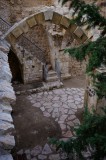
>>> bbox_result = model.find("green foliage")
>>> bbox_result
[65,37,106,72]
[54,1,106,159]
[60,1,106,99]
[50,107,106,159]
[59,0,106,35]
[92,73,106,98]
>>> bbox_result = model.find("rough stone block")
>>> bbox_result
[52,12,62,25]
[12,27,23,38]
[81,34,88,43]
[20,21,29,33]
[0,81,16,104]
[5,33,16,44]
[0,67,12,82]
[0,120,14,135]
[35,12,45,24]
[0,112,13,123]
[70,24,77,33]
[0,104,12,113]
[27,16,37,28]
[60,17,70,28]
[0,154,13,160]
[0,135,15,150]
[0,51,8,62]
[74,27,84,38]
[44,10,53,21]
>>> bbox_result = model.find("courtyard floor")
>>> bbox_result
[12,76,85,160]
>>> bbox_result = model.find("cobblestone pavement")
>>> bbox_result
[16,88,85,160]
[17,143,68,160]
[27,88,84,137]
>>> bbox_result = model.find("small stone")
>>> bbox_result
[40,107,45,112]
[68,109,75,115]
[31,145,42,156]
[60,124,66,131]
[60,152,68,160]
[66,121,74,127]
[17,149,24,155]
[42,143,52,155]
[47,108,53,113]
[43,112,51,117]
[49,154,60,160]
[60,115,67,121]
[26,154,31,160]
[33,103,41,108]
[67,115,76,121]
[25,149,30,154]
[53,108,58,113]
[38,154,47,159]
[31,158,37,160]
[73,119,80,125]
[63,131,73,138]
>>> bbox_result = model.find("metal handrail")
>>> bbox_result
[0,17,46,63]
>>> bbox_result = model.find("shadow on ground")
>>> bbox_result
[12,95,61,153]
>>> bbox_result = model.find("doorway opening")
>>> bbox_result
[8,49,23,84]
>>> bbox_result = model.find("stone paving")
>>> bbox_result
[17,143,68,160]
[27,88,85,137]
[16,88,85,160]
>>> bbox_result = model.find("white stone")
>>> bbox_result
[49,154,60,160]
[0,135,15,149]
[42,143,52,155]
[40,107,45,112]
[44,10,53,20]
[38,154,47,159]
[43,112,51,117]
[0,154,13,160]
[0,104,12,113]
[60,115,67,121]
[60,124,66,131]
[0,112,13,123]
[31,145,42,156]
[0,120,14,134]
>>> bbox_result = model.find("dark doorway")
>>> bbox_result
[8,50,23,83]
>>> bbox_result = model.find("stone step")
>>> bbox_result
[46,76,59,82]
[48,70,57,77]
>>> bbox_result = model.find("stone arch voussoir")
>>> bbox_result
[4,8,89,44]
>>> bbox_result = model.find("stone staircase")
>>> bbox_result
[46,64,60,82]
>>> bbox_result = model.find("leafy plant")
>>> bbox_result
[59,0,106,98]
[50,107,106,159]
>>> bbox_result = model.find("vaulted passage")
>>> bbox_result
[8,50,23,83]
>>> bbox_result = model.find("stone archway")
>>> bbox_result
[4,8,89,84]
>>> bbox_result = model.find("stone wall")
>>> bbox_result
[0,38,16,160]
[84,67,106,113]
[4,7,89,83]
